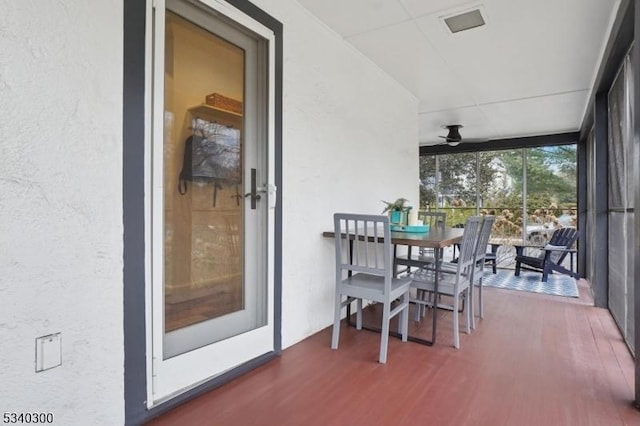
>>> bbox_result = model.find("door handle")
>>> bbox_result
[244,168,260,209]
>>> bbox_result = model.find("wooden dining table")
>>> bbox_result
[322,226,464,346]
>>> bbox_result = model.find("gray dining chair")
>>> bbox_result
[331,213,412,363]
[433,215,495,329]
[410,215,481,349]
[470,215,495,327]
[394,211,446,276]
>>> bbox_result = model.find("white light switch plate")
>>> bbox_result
[36,333,62,372]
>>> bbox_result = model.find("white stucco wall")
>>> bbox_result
[253,0,420,348]
[0,0,417,423]
[0,1,124,425]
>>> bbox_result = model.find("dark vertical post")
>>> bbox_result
[576,139,587,278]
[592,92,609,309]
[123,0,147,424]
[633,0,640,410]
[273,11,284,356]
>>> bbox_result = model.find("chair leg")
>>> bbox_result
[467,289,476,334]
[492,259,497,274]
[452,294,460,349]
[478,279,484,319]
[469,284,475,330]
[331,294,342,350]
[515,261,522,277]
[398,293,409,342]
[379,301,391,364]
[425,291,434,317]
[356,298,363,330]
[542,266,550,283]
[464,291,471,335]
[416,290,429,320]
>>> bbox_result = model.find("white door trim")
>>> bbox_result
[144,0,276,407]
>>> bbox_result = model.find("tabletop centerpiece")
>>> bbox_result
[381,198,412,226]
[382,198,428,232]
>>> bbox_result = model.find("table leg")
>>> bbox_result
[431,247,440,344]
[490,243,499,274]
[346,238,353,325]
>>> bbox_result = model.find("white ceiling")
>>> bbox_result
[297,0,621,145]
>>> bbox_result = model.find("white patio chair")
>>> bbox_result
[410,215,481,349]
[430,215,495,329]
[470,215,495,327]
[331,213,411,363]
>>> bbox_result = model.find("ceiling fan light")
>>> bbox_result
[447,141,460,147]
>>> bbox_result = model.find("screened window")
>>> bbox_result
[420,145,577,269]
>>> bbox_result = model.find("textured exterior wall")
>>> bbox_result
[253,0,419,348]
[0,0,417,421]
[0,1,124,425]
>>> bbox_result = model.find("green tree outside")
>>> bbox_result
[419,145,577,236]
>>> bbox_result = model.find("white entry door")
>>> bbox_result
[147,0,275,404]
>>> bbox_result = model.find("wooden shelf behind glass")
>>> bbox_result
[189,103,243,122]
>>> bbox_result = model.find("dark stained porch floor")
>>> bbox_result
[149,279,638,426]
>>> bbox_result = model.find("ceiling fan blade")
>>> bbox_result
[433,138,488,146]
[459,138,489,143]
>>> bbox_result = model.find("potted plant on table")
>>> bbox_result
[381,198,411,225]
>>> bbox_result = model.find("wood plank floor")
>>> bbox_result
[148,280,639,426]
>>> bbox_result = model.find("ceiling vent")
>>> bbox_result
[443,8,485,33]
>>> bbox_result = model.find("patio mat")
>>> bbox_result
[482,270,579,298]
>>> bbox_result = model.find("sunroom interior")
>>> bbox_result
[291,0,639,364]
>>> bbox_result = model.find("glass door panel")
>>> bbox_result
[149,0,275,403]
[478,149,524,268]
[524,146,577,246]
[164,11,247,339]
[436,152,477,227]
[419,155,436,210]
[162,10,267,358]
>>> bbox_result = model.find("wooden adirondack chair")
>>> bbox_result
[514,227,579,282]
